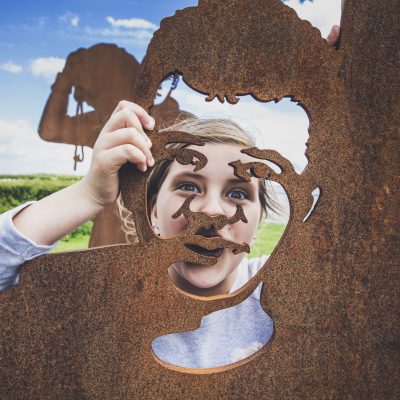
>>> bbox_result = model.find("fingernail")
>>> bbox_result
[148,117,155,129]
[147,137,153,147]
[149,157,155,167]
[142,164,147,172]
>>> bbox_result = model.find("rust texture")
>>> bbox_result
[0,0,399,399]
[38,43,192,248]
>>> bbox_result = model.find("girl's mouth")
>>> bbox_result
[185,244,224,258]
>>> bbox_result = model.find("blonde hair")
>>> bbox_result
[117,117,279,243]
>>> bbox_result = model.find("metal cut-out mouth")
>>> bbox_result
[185,244,224,258]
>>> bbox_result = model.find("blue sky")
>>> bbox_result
[0,0,195,121]
[0,0,341,175]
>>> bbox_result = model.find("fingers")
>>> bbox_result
[99,144,149,173]
[93,100,157,173]
[111,100,155,131]
[99,127,154,171]
[326,25,341,47]
[102,107,152,146]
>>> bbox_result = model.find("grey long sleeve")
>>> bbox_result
[0,202,56,291]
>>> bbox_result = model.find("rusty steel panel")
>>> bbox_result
[0,0,399,399]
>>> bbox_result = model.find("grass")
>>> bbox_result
[52,220,93,253]
[52,235,92,253]
[248,223,286,258]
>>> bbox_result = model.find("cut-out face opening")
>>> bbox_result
[149,141,265,296]
[146,141,287,370]
[144,75,310,299]
[139,74,314,371]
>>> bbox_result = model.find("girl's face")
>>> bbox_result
[150,143,262,297]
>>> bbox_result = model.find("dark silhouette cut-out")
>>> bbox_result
[38,43,193,247]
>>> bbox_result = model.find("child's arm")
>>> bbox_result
[0,203,57,290]
[12,101,155,246]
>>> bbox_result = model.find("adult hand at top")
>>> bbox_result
[326,25,341,47]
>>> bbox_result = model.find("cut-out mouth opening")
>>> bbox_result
[195,225,222,238]
[185,243,224,258]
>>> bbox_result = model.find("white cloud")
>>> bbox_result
[70,16,80,27]
[59,12,80,28]
[106,16,157,31]
[85,26,154,41]
[283,0,342,38]
[0,118,91,175]
[0,62,23,74]
[29,57,65,82]
[82,15,157,45]
[85,26,153,45]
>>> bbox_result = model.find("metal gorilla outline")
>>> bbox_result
[0,0,345,398]
[1,0,398,398]
[0,1,338,397]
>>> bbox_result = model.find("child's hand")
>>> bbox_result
[82,101,156,207]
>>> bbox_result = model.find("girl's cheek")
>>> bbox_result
[165,215,188,236]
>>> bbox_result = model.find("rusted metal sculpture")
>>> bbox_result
[0,0,398,398]
[38,43,192,247]
[38,44,188,148]
[39,44,139,148]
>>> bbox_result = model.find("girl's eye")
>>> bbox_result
[177,183,200,193]
[227,189,248,200]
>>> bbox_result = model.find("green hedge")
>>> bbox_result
[61,220,94,242]
[0,175,81,213]
[0,175,92,242]
[0,174,81,182]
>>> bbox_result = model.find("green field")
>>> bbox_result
[52,235,92,253]
[248,222,286,258]
[1,174,286,256]
[0,174,90,252]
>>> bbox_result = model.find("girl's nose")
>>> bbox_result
[193,193,230,217]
